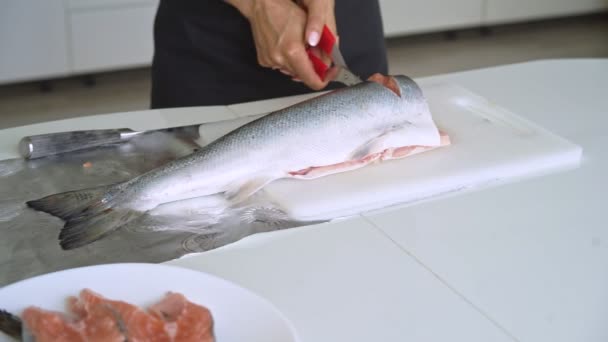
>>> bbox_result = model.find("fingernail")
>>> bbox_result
[308,31,320,46]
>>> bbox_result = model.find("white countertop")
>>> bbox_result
[3,59,607,341]
[170,59,608,342]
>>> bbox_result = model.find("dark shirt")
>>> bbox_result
[151,0,388,108]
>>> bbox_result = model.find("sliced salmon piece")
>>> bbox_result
[21,307,85,342]
[22,298,126,342]
[20,290,216,342]
[75,289,171,342]
[76,304,127,342]
[149,292,215,342]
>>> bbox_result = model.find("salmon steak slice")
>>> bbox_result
[21,307,86,342]
[16,289,215,342]
[71,289,171,342]
[149,292,215,342]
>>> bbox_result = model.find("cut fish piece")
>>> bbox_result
[21,307,85,342]
[74,289,170,342]
[149,292,215,342]
[17,289,215,342]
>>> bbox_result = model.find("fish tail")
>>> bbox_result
[26,184,114,221]
[57,207,142,250]
[26,183,142,250]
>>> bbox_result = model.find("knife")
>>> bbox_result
[19,124,201,159]
[306,25,363,86]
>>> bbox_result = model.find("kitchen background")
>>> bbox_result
[0,0,606,129]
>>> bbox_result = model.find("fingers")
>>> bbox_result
[324,65,339,83]
[279,68,293,77]
[286,44,326,90]
[307,45,332,73]
[304,0,325,46]
[299,0,335,48]
[246,0,336,90]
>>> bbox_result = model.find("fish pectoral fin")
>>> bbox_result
[225,176,277,204]
[348,135,387,160]
[348,126,406,160]
[349,124,441,160]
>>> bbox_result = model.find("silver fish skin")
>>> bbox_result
[27,75,442,250]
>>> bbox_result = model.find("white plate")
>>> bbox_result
[0,263,300,342]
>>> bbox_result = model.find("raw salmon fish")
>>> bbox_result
[21,308,85,342]
[13,289,215,342]
[149,292,214,342]
[27,73,450,249]
[70,289,171,342]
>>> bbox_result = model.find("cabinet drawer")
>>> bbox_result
[66,0,158,11]
[0,0,69,84]
[484,0,608,24]
[69,4,158,73]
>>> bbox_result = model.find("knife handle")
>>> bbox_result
[19,128,136,159]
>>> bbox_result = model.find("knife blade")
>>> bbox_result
[19,124,201,159]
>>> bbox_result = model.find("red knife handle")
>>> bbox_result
[317,25,336,55]
[306,25,336,80]
[307,50,328,80]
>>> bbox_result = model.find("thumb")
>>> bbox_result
[304,1,326,47]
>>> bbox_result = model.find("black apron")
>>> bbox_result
[150,0,388,108]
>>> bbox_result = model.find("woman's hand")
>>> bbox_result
[227,0,337,90]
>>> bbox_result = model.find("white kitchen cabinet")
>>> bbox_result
[0,0,69,84]
[379,0,484,37]
[66,0,158,10]
[69,2,159,73]
[484,0,608,24]
[0,0,605,86]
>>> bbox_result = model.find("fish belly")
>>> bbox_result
[288,131,451,180]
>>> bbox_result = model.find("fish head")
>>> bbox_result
[392,75,424,100]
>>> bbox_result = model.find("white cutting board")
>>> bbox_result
[245,83,582,221]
